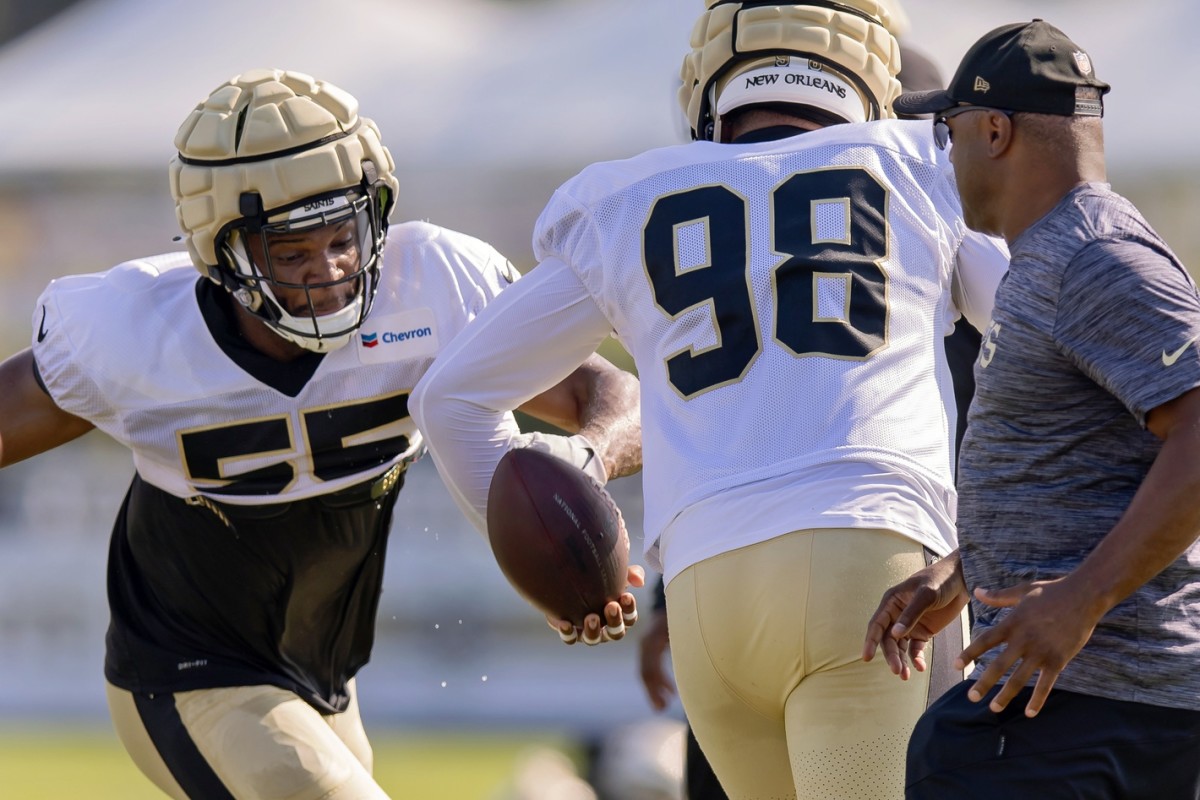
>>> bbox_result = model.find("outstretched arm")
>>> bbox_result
[959,385,1200,717]
[412,257,638,533]
[0,348,93,467]
[411,257,643,645]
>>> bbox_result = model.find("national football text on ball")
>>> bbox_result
[554,492,609,577]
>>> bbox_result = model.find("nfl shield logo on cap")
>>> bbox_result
[1072,51,1093,76]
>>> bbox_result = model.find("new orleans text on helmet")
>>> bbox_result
[742,72,847,98]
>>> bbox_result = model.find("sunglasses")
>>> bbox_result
[933,106,1014,150]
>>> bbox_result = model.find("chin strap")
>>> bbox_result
[511,432,608,485]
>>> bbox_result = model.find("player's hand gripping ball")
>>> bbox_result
[487,447,630,628]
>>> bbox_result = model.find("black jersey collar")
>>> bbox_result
[730,124,812,144]
[196,279,324,398]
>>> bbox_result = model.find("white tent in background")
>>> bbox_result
[0,0,1197,175]
[0,0,694,175]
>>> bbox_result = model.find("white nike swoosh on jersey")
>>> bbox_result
[1162,336,1199,366]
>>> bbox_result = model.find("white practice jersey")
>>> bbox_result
[413,119,1009,582]
[32,221,517,505]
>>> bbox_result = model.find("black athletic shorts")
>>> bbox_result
[907,681,1200,799]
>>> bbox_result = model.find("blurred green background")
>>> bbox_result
[0,728,586,799]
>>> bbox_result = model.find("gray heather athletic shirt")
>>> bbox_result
[957,182,1200,711]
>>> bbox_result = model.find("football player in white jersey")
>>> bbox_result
[634,9,982,798]
[0,70,642,800]
[412,2,1010,798]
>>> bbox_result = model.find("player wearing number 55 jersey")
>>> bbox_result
[413,3,1009,798]
[36,227,507,705]
[0,70,642,800]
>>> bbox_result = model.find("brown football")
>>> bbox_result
[486,447,629,627]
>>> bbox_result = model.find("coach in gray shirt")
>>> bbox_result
[863,19,1200,799]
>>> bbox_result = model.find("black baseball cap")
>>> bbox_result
[894,19,1110,117]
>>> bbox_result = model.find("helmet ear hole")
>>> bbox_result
[239,192,263,220]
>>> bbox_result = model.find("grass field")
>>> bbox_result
[0,726,584,799]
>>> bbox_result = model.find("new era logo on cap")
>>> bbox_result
[974,76,990,93]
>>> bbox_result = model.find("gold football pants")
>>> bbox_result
[666,527,966,800]
[106,679,389,799]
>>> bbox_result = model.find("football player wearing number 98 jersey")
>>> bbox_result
[412,2,1010,798]
[0,70,642,800]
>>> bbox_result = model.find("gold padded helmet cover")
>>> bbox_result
[167,69,399,352]
[170,68,397,272]
[679,2,903,140]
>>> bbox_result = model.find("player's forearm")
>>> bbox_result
[576,363,641,480]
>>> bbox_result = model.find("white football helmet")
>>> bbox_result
[169,69,399,353]
[679,0,903,141]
